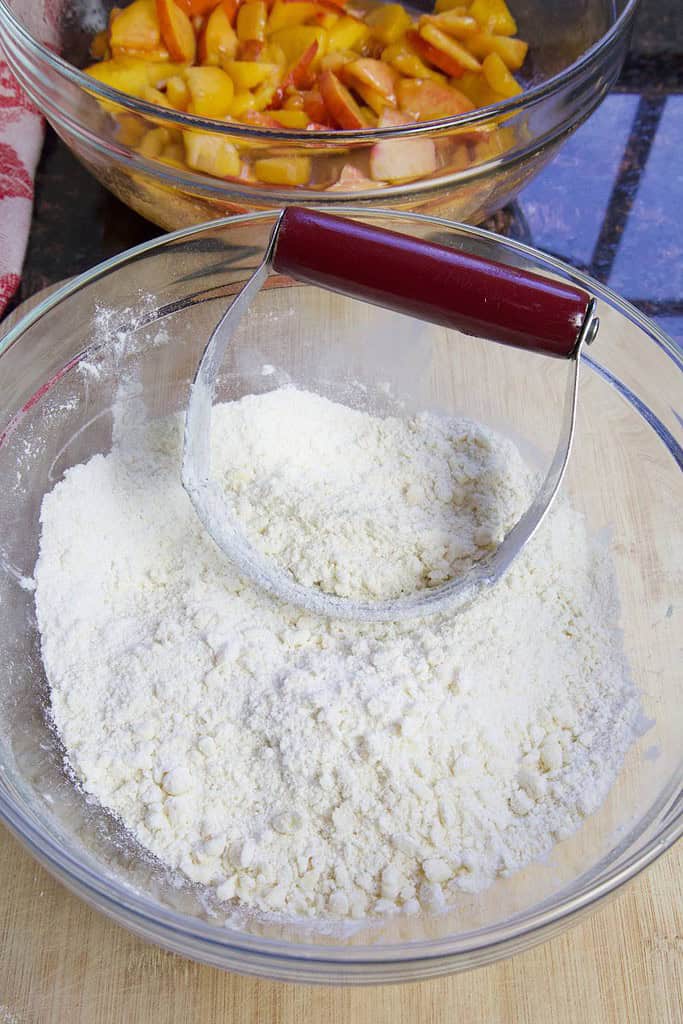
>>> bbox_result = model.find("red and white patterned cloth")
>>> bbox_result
[0,61,44,316]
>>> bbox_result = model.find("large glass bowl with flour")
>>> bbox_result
[0,210,680,983]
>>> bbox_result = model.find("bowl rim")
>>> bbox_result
[0,0,640,144]
[0,206,680,971]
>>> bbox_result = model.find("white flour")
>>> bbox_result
[34,388,642,921]
[211,390,528,599]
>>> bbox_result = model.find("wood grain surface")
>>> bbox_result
[0,288,681,1024]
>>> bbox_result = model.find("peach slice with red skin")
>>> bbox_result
[327,162,382,189]
[157,0,197,60]
[198,3,238,62]
[397,77,473,120]
[341,57,397,100]
[302,87,334,125]
[406,29,463,78]
[318,69,365,129]
[370,106,436,180]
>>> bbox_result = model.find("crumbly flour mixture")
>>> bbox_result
[211,391,527,598]
[34,388,641,921]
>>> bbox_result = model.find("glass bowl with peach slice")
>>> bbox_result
[0,0,638,228]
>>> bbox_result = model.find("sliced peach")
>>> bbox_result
[267,1,317,33]
[253,155,311,184]
[327,162,381,189]
[406,29,464,77]
[185,65,235,116]
[166,73,190,107]
[85,57,181,96]
[267,108,311,127]
[469,0,517,36]
[456,69,491,105]
[242,109,283,125]
[230,89,258,115]
[141,83,173,106]
[156,0,196,61]
[426,10,478,38]
[236,0,267,41]
[466,32,527,70]
[161,139,186,165]
[199,4,238,63]
[110,44,172,60]
[239,39,266,59]
[302,87,333,124]
[381,42,445,83]
[184,131,241,175]
[283,90,306,108]
[284,38,319,86]
[251,77,280,108]
[116,113,148,146]
[312,8,339,31]
[326,15,369,52]
[418,22,481,71]
[318,69,365,128]
[370,106,436,181]
[223,59,280,88]
[269,25,327,64]
[365,3,411,45]
[434,0,468,10]
[481,51,521,97]
[350,81,393,115]
[341,57,396,99]
[397,78,474,120]
[110,0,161,51]
[319,49,355,73]
[137,125,171,156]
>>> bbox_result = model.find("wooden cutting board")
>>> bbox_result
[0,288,680,1024]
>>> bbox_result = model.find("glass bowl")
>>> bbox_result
[0,209,680,983]
[0,0,638,228]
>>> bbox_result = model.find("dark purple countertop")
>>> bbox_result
[5,0,683,349]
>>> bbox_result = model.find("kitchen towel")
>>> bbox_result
[0,61,44,317]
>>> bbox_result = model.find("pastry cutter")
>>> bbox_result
[182,207,599,622]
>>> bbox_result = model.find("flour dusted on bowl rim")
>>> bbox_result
[33,387,642,922]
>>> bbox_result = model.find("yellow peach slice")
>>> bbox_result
[381,43,446,83]
[267,1,318,34]
[110,0,161,52]
[418,22,481,71]
[184,131,241,175]
[469,0,517,36]
[223,59,281,88]
[365,4,412,45]
[156,0,196,62]
[267,108,311,127]
[199,4,238,64]
[253,156,312,184]
[482,51,521,96]
[269,26,328,65]
[236,1,267,42]
[326,16,369,52]
[466,32,527,70]
[185,65,235,116]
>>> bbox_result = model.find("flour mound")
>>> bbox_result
[211,390,529,600]
[34,389,641,922]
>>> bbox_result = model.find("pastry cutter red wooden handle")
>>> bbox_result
[183,208,599,621]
